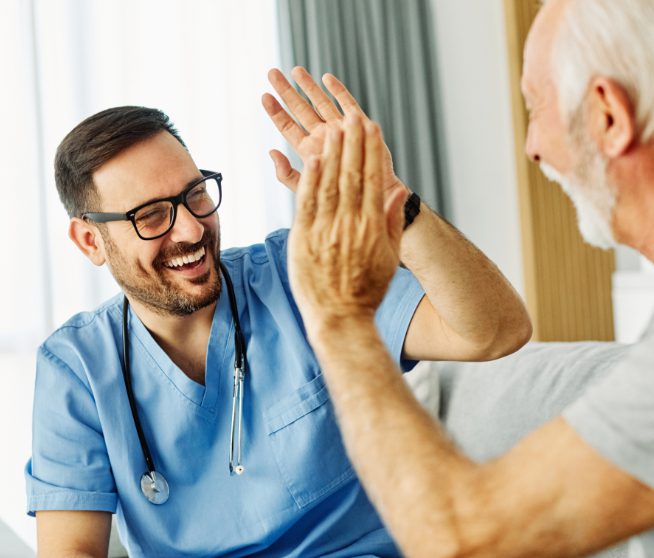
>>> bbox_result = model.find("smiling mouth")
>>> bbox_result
[163,246,206,270]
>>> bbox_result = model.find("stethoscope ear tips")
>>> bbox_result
[230,465,245,476]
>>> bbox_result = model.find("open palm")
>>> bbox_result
[262,66,403,199]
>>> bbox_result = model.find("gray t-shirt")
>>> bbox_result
[564,314,654,555]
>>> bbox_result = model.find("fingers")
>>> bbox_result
[269,150,300,192]
[267,68,325,133]
[338,115,364,213]
[316,126,344,222]
[262,92,308,149]
[291,66,343,122]
[322,73,365,117]
[314,119,385,226]
[294,157,320,229]
[362,121,385,224]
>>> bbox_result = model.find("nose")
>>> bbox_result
[169,203,204,244]
[525,123,541,163]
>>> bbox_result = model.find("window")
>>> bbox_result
[0,0,290,548]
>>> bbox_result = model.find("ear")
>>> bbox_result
[586,77,636,158]
[68,217,106,266]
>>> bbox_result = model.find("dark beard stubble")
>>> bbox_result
[103,227,222,316]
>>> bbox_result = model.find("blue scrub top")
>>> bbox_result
[26,229,424,557]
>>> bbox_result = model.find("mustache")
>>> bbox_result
[153,228,215,268]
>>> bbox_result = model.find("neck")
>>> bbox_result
[128,297,217,384]
[610,141,654,260]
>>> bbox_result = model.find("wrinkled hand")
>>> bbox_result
[262,66,404,199]
[288,115,408,329]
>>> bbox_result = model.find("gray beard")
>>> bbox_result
[539,143,617,250]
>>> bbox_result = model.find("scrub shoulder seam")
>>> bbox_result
[48,297,122,335]
[38,345,95,397]
[220,247,270,266]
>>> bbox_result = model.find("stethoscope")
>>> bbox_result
[121,261,247,505]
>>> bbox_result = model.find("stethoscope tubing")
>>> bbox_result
[121,261,246,503]
[122,298,157,474]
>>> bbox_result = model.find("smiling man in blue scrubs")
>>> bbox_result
[26,69,531,557]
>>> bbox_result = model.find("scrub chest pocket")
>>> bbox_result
[264,374,356,508]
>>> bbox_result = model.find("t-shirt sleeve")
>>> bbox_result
[375,266,425,372]
[26,345,117,516]
[563,317,654,489]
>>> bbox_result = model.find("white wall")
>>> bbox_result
[431,0,524,295]
[0,354,37,551]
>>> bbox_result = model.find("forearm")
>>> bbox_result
[311,318,654,558]
[400,197,531,359]
[37,511,110,558]
[308,316,491,558]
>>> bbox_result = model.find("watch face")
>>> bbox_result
[403,192,421,229]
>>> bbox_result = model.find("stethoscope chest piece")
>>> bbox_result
[140,471,170,505]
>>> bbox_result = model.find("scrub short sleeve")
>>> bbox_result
[264,229,424,372]
[375,266,425,372]
[26,345,117,515]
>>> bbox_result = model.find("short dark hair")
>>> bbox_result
[54,106,187,218]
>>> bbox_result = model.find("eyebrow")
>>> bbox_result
[134,172,205,208]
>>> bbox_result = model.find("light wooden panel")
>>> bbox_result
[503,0,615,341]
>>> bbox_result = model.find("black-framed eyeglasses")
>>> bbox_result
[82,169,222,240]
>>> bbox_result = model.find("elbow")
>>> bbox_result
[397,514,496,558]
[387,466,504,558]
[471,306,533,362]
[493,311,533,359]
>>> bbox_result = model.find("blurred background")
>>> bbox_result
[1,0,653,553]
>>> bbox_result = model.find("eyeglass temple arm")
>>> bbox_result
[82,211,129,222]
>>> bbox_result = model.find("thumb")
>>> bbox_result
[384,186,409,251]
[270,150,301,192]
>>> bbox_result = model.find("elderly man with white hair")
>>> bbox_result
[285,0,654,556]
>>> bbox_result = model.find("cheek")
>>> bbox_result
[122,242,162,274]
[531,112,574,175]
[202,215,220,246]
[141,243,165,268]
[204,213,219,232]
[548,110,575,168]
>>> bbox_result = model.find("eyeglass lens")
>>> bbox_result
[133,176,221,239]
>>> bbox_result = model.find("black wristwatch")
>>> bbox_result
[403,192,421,229]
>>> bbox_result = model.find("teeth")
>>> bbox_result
[165,246,205,268]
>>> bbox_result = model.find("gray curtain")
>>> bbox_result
[276,0,450,216]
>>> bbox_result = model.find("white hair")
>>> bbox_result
[545,0,654,141]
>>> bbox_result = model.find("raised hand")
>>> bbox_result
[262,66,405,199]
[287,114,408,329]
